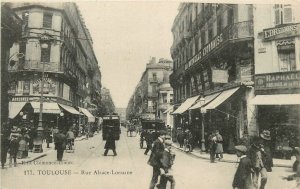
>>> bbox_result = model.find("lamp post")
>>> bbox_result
[34,34,52,153]
[199,96,206,152]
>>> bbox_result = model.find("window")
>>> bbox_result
[41,43,51,62]
[277,41,296,72]
[275,4,293,25]
[227,8,234,25]
[201,31,206,46]
[152,73,157,81]
[217,15,223,34]
[19,42,26,64]
[16,81,23,95]
[22,12,29,27]
[23,80,30,95]
[43,13,53,28]
[170,94,173,103]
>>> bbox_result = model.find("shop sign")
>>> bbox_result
[212,69,228,83]
[33,77,56,95]
[188,33,224,66]
[240,65,252,82]
[263,23,300,41]
[255,71,300,90]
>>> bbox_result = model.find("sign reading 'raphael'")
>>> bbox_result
[263,23,300,41]
[255,71,300,90]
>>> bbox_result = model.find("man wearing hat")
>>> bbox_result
[260,130,273,172]
[232,145,253,189]
[148,134,166,189]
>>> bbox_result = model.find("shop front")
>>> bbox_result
[190,86,251,153]
[252,71,300,159]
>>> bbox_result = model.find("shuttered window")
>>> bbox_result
[275,4,293,25]
[43,13,53,28]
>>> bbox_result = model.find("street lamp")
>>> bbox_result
[34,34,52,153]
[199,96,206,152]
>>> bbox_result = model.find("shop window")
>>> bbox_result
[43,13,53,28]
[275,4,293,25]
[277,41,296,72]
[41,42,51,63]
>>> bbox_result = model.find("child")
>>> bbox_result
[157,141,176,189]
[232,145,253,189]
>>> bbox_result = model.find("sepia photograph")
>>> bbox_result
[1,0,300,188]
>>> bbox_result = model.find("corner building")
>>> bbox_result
[7,3,101,130]
[170,3,255,153]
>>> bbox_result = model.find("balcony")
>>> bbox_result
[8,60,63,73]
[158,103,169,111]
[149,78,159,84]
[183,31,192,39]
[228,20,254,40]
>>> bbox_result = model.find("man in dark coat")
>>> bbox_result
[9,129,20,167]
[1,124,10,169]
[104,129,117,156]
[260,130,273,172]
[144,131,154,155]
[54,130,66,161]
[208,132,217,163]
[232,145,253,189]
[148,133,165,189]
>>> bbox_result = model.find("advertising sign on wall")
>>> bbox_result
[212,69,228,83]
[255,71,300,90]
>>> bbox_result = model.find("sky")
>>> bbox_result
[76,1,180,108]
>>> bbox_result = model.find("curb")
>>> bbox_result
[18,149,54,164]
[171,144,292,168]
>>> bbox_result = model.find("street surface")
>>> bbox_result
[1,127,297,189]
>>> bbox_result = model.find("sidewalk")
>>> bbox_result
[171,142,294,168]
[16,133,99,164]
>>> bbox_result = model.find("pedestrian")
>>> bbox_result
[248,136,267,189]
[156,141,176,189]
[8,128,20,167]
[66,128,75,150]
[215,130,224,160]
[293,147,300,172]
[148,133,165,189]
[260,130,273,172]
[208,132,217,163]
[52,126,59,142]
[17,130,30,159]
[54,129,66,161]
[104,127,117,156]
[28,125,35,152]
[232,145,253,189]
[44,125,52,148]
[176,128,184,148]
[1,124,10,169]
[144,130,154,155]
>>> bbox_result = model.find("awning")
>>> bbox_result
[58,104,80,115]
[8,102,27,119]
[189,92,221,110]
[250,94,300,105]
[172,95,200,114]
[30,102,61,114]
[202,87,240,111]
[163,106,174,114]
[79,107,95,122]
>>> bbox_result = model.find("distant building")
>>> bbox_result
[126,57,173,122]
[115,108,126,121]
[100,87,115,115]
